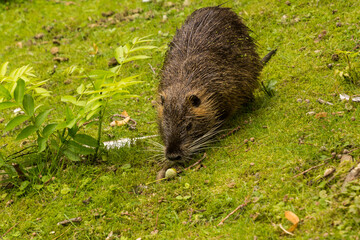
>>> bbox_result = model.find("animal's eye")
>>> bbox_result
[189,95,201,107]
[186,122,192,131]
[160,95,165,105]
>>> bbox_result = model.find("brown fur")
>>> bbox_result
[157,7,263,165]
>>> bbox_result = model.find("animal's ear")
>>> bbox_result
[188,95,201,107]
[160,95,165,105]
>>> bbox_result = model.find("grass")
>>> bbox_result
[1,0,360,239]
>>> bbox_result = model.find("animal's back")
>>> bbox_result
[160,7,263,115]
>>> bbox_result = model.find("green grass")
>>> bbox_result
[1,0,360,239]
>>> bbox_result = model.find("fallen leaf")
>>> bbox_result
[284,211,299,232]
[34,33,44,39]
[102,11,115,17]
[53,57,69,62]
[16,42,23,48]
[110,117,130,127]
[121,110,129,117]
[51,47,59,55]
[315,112,327,118]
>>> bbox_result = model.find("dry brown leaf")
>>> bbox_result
[110,117,131,127]
[285,211,299,232]
[16,42,23,48]
[285,211,299,225]
[51,47,59,55]
[315,112,327,118]
[121,110,129,118]
[53,57,69,62]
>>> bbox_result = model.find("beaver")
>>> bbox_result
[156,6,275,178]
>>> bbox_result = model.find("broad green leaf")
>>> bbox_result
[56,121,68,131]
[68,125,79,138]
[68,140,95,155]
[33,184,43,190]
[37,137,47,153]
[34,87,51,97]
[73,134,98,148]
[0,85,11,99]
[90,101,103,111]
[61,95,85,106]
[129,45,157,53]
[86,108,100,120]
[115,46,124,64]
[123,43,131,54]
[19,180,30,191]
[0,152,5,168]
[35,109,51,127]
[16,125,38,140]
[4,115,30,131]
[65,105,74,120]
[94,79,104,90]
[76,84,85,94]
[14,79,25,104]
[88,70,115,79]
[0,62,9,76]
[86,93,111,105]
[0,102,18,111]
[123,55,150,64]
[49,139,59,151]
[61,95,77,104]
[63,149,80,161]
[43,123,58,138]
[66,117,78,129]
[132,37,139,45]
[116,81,143,88]
[23,94,34,116]
[115,74,141,83]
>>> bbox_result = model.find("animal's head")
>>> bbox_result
[157,85,225,162]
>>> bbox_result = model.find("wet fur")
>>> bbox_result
[157,7,263,171]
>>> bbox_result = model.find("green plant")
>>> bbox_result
[334,50,360,85]
[261,79,277,97]
[0,36,156,187]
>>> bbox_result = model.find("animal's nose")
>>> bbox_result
[166,153,182,161]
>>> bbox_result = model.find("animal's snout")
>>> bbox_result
[166,153,182,161]
[165,142,182,161]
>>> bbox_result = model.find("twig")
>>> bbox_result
[219,126,242,139]
[9,151,37,160]
[317,98,333,105]
[57,217,82,226]
[349,147,360,153]
[148,63,156,74]
[154,213,159,231]
[217,196,250,226]
[177,153,207,174]
[2,223,18,238]
[6,145,34,158]
[292,162,327,179]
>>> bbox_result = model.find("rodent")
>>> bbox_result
[156,6,274,178]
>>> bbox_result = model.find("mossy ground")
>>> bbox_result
[1,0,360,239]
